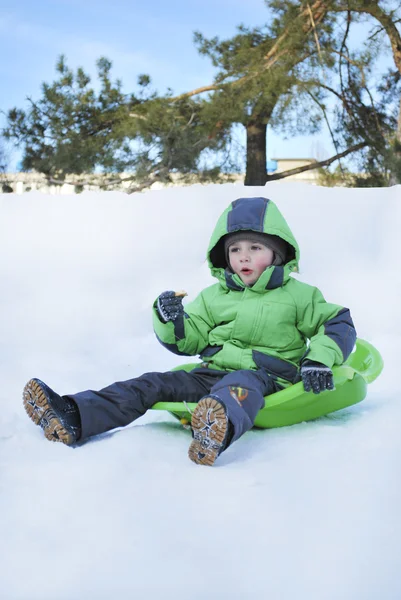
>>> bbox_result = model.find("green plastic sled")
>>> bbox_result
[152,338,383,428]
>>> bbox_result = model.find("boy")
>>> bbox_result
[23,197,356,466]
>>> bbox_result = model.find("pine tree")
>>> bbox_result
[172,0,399,185]
[326,0,401,184]
[180,1,337,184]
[3,57,232,191]
[4,1,399,189]
[4,56,130,179]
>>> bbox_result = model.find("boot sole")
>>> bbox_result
[188,396,228,466]
[23,379,75,445]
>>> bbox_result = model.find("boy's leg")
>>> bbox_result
[210,369,279,443]
[189,369,279,466]
[23,368,225,444]
[70,370,222,440]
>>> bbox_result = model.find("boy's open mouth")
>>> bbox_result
[241,268,253,275]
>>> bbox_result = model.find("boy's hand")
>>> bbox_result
[157,291,187,323]
[301,360,334,394]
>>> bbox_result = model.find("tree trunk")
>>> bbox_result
[389,94,401,186]
[397,95,401,144]
[245,121,267,186]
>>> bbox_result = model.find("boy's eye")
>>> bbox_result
[251,245,262,250]
[229,247,239,253]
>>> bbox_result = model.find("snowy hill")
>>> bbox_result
[1,183,400,600]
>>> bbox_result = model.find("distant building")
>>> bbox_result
[269,158,320,184]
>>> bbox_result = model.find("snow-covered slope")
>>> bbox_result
[1,183,400,600]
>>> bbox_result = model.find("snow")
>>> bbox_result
[1,182,400,600]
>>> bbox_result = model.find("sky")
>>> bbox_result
[0,181,400,599]
[0,0,396,170]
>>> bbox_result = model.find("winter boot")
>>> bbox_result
[188,395,232,466]
[23,378,81,445]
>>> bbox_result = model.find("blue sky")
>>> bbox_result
[0,0,395,170]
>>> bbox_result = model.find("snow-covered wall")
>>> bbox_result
[1,183,400,600]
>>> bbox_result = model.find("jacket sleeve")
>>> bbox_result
[152,289,216,357]
[296,286,356,368]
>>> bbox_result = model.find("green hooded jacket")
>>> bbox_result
[153,197,356,387]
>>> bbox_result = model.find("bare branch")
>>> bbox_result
[185,112,196,128]
[129,112,148,121]
[338,9,352,93]
[333,49,365,71]
[307,2,323,62]
[265,142,366,182]
[304,87,345,174]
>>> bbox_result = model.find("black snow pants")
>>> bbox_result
[65,367,282,444]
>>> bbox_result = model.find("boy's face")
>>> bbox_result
[228,239,274,285]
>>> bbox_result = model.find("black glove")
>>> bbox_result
[156,291,185,323]
[301,360,334,394]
